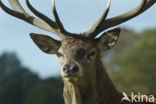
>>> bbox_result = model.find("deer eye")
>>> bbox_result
[57,52,64,59]
[87,51,96,61]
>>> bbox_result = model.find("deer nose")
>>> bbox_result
[63,64,79,75]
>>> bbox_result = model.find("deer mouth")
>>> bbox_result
[63,73,77,78]
[63,74,79,82]
[62,71,79,81]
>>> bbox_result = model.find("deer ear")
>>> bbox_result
[97,28,120,52]
[30,33,61,54]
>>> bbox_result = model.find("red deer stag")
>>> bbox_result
[0,0,156,104]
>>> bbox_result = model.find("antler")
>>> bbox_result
[84,0,156,38]
[52,0,69,36]
[26,0,84,39]
[0,0,66,38]
[1,0,155,40]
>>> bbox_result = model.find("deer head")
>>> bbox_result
[30,28,120,83]
[0,0,155,103]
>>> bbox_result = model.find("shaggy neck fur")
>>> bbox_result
[63,59,121,104]
[62,59,155,104]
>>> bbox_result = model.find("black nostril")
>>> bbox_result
[63,64,70,72]
[71,65,78,73]
[63,67,68,72]
[63,64,79,74]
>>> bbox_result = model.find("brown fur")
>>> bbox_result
[61,37,155,104]
[30,34,156,104]
[63,58,156,104]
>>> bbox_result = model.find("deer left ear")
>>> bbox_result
[97,28,121,52]
[30,33,61,54]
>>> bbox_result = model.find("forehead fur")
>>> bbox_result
[61,37,91,49]
[59,37,96,58]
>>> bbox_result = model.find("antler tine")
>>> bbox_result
[0,0,61,36]
[103,0,156,31]
[84,0,156,38]
[8,0,27,15]
[26,0,65,38]
[52,0,93,40]
[52,0,69,36]
[51,0,89,40]
[84,0,111,38]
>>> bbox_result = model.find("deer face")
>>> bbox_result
[58,37,98,82]
[30,28,120,83]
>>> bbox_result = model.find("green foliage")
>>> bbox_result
[0,52,64,104]
[107,29,156,94]
[0,53,21,80]
[24,78,64,104]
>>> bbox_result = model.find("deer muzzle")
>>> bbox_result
[63,64,79,77]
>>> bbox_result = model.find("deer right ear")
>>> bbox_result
[30,33,61,54]
[97,28,121,53]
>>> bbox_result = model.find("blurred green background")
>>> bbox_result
[0,28,156,104]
